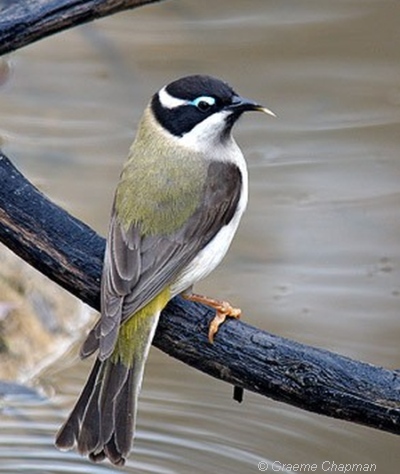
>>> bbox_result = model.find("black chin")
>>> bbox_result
[221,110,243,141]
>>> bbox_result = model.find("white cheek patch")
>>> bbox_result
[179,110,230,151]
[158,87,189,109]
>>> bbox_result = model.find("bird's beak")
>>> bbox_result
[228,95,277,117]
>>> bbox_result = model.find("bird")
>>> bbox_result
[55,74,275,466]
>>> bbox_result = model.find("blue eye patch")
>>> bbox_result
[190,96,216,110]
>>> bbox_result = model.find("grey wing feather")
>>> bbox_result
[80,221,141,358]
[98,222,141,357]
[81,161,242,360]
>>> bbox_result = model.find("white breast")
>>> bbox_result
[170,139,248,296]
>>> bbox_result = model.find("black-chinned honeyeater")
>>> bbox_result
[55,75,275,465]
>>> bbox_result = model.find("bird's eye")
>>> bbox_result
[191,96,216,112]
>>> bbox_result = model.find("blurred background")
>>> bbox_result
[0,0,399,472]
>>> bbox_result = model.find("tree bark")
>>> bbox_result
[1,0,399,440]
[0,0,163,56]
[0,151,400,436]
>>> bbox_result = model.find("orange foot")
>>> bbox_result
[183,293,241,343]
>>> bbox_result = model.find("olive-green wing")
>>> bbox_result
[81,161,242,360]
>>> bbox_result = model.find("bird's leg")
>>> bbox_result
[182,292,241,343]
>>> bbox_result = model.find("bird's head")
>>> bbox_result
[147,75,275,151]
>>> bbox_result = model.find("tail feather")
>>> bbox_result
[77,368,103,454]
[98,359,131,447]
[55,358,102,450]
[115,359,139,455]
[55,356,138,466]
[55,310,161,466]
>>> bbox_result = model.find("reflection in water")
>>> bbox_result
[0,0,400,472]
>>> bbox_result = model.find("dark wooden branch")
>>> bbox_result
[1,151,400,436]
[0,0,164,56]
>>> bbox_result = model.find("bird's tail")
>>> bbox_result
[55,310,160,466]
